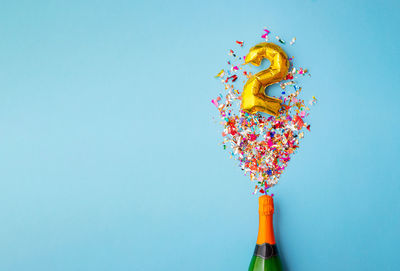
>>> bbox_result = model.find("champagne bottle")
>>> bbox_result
[248,195,283,271]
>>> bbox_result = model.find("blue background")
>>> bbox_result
[0,0,399,270]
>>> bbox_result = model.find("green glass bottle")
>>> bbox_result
[248,195,282,271]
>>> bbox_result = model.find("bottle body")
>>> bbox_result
[248,195,282,271]
[248,248,282,271]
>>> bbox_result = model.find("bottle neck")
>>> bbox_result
[256,213,276,245]
[256,195,276,245]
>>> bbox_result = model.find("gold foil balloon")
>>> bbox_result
[241,42,289,116]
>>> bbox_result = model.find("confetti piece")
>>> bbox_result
[215,70,225,78]
[280,81,295,89]
[290,37,296,45]
[236,40,244,47]
[261,29,270,40]
[275,36,285,44]
[211,96,221,107]
[226,75,238,82]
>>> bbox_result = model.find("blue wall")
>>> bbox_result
[0,0,399,270]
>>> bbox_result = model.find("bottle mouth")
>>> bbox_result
[258,195,274,215]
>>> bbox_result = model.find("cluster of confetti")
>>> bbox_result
[212,29,317,195]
